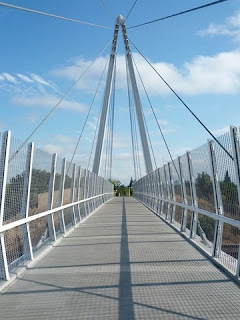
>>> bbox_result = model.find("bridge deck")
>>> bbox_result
[0,197,239,319]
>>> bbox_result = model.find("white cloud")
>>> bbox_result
[2,73,17,83]
[17,74,35,83]
[11,94,86,113]
[51,50,240,96]
[157,119,169,126]
[0,75,5,81]
[42,134,76,155]
[198,11,240,42]
[43,144,65,154]
[29,73,51,86]
[212,126,230,136]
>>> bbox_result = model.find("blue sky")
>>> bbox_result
[0,0,240,183]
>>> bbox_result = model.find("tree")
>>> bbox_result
[195,172,213,201]
[128,177,134,188]
[224,170,231,183]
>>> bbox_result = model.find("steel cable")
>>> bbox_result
[0,2,112,29]
[9,36,115,162]
[132,54,181,180]
[128,0,228,29]
[129,39,234,161]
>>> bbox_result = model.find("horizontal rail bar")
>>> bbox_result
[134,192,240,229]
[0,192,113,234]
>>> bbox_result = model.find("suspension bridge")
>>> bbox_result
[0,1,240,319]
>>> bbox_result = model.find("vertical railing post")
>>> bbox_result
[93,173,97,211]
[96,176,100,208]
[179,155,188,232]
[58,158,66,234]
[0,131,11,280]
[157,168,163,216]
[230,126,240,277]
[149,172,154,209]
[83,169,88,216]
[164,165,170,221]
[153,171,157,210]
[70,164,77,225]
[20,142,34,260]
[76,166,82,222]
[168,162,176,223]
[47,153,57,242]
[88,171,92,214]
[230,126,240,205]
[186,152,199,238]
[208,140,224,258]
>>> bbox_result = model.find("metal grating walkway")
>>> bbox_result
[0,197,239,319]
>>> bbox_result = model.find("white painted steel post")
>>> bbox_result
[208,140,224,258]
[168,162,176,223]
[236,245,240,279]
[157,168,163,216]
[76,166,82,222]
[20,142,34,260]
[186,152,199,238]
[47,153,57,242]
[179,155,188,232]
[164,165,170,221]
[70,164,77,225]
[230,126,240,205]
[0,131,11,280]
[93,173,97,211]
[230,126,240,277]
[83,169,88,216]
[58,158,66,234]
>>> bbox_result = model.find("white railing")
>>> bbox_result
[133,126,240,280]
[0,130,114,282]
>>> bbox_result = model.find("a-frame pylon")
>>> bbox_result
[92,15,153,176]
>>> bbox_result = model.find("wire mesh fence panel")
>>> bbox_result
[64,208,72,228]
[53,212,60,234]
[159,167,167,199]
[181,154,192,205]
[220,223,240,274]
[0,132,2,152]
[4,137,28,224]
[172,159,182,203]
[161,201,168,217]
[29,148,52,217]
[190,143,216,213]
[214,131,240,220]
[196,212,215,255]
[186,210,193,231]
[5,226,24,271]
[80,168,85,200]
[53,156,63,209]
[174,205,182,225]
[29,216,49,252]
[63,161,73,205]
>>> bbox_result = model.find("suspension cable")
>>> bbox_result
[87,103,102,171]
[132,54,181,180]
[125,0,138,22]
[126,59,142,179]
[36,57,110,212]
[0,2,112,30]
[126,57,137,180]
[66,57,110,175]
[128,0,228,29]
[9,36,114,162]
[109,61,116,179]
[100,0,115,21]
[129,39,234,161]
